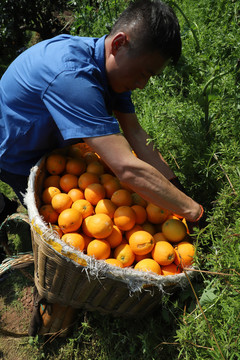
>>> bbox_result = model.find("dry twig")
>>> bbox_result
[183,267,236,277]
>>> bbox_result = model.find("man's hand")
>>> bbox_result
[169,177,206,231]
[186,204,206,233]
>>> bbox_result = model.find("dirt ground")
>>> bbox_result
[0,266,35,360]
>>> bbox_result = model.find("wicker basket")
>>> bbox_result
[25,147,195,318]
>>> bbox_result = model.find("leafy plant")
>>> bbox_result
[69,0,126,37]
[0,0,73,68]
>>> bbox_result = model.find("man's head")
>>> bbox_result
[109,0,181,64]
[105,0,181,93]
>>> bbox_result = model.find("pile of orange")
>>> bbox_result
[39,144,196,276]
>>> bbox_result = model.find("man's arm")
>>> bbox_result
[114,111,176,180]
[83,133,202,222]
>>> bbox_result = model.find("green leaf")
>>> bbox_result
[199,288,218,306]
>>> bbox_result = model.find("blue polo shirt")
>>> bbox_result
[0,34,135,175]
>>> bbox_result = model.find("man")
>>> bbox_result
[0,0,203,223]
[1,0,203,334]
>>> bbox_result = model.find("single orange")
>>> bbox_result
[67,188,85,202]
[87,239,111,260]
[83,151,99,164]
[67,145,83,158]
[43,175,61,189]
[129,230,155,255]
[105,225,122,248]
[162,219,187,243]
[81,216,93,237]
[46,153,66,175]
[131,192,147,207]
[100,173,114,185]
[141,221,156,235]
[134,258,161,275]
[151,240,175,265]
[174,241,195,267]
[125,224,143,241]
[146,203,170,224]
[42,186,61,204]
[86,160,104,176]
[58,208,82,233]
[111,189,132,207]
[161,263,181,276]
[131,205,147,224]
[87,213,113,239]
[84,183,106,205]
[105,258,124,268]
[114,243,135,267]
[62,232,85,251]
[72,199,94,219]
[78,172,100,190]
[66,157,86,176]
[113,206,136,231]
[59,173,79,193]
[103,178,121,198]
[39,204,59,224]
[153,232,167,243]
[95,199,117,219]
[51,193,73,213]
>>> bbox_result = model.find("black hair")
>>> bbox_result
[109,0,182,64]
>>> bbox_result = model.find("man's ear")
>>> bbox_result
[111,32,128,55]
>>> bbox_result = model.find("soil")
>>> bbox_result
[0,265,35,360]
[1,284,33,333]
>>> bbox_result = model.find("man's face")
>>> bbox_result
[106,41,168,93]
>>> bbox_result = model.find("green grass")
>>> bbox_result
[0,0,240,359]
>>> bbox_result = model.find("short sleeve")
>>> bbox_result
[43,69,121,140]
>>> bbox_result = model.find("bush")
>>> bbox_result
[0,0,72,66]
